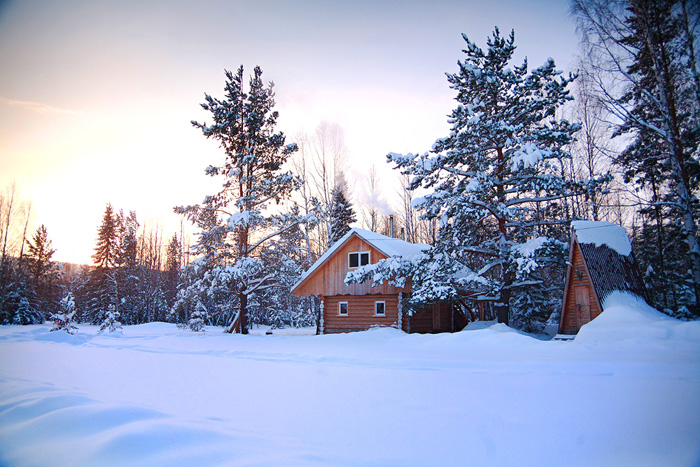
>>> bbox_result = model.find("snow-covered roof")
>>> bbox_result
[572,220,632,257]
[291,228,429,292]
[567,220,646,310]
[346,228,428,258]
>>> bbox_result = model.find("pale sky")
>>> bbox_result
[0,0,579,264]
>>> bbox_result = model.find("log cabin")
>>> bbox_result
[558,220,647,335]
[291,228,458,334]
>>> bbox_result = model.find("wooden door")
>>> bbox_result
[575,286,591,326]
[432,303,440,331]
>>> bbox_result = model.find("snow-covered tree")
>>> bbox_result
[50,292,78,334]
[0,186,44,325]
[170,261,238,327]
[176,66,309,334]
[114,210,139,324]
[352,29,602,329]
[174,297,208,332]
[1,214,64,326]
[253,217,316,329]
[99,303,122,333]
[82,204,120,324]
[185,302,207,332]
[10,293,41,325]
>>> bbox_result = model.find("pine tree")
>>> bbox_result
[328,175,356,244]
[354,29,602,329]
[175,66,308,334]
[25,225,61,315]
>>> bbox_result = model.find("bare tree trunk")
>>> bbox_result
[0,184,16,287]
[362,165,381,232]
[18,202,32,262]
[398,173,416,243]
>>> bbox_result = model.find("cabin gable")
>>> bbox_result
[559,240,602,334]
[292,232,411,297]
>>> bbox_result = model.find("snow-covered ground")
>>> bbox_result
[1,297,699,466]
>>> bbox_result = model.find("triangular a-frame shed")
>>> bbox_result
[559,221,647,334]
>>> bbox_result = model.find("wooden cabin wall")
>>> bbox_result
[560,242,602,334]
[323,294,400,334]
[436,302,453,332]
[404,302,454,334]
[404,308,432,333]
[294,236,411,297]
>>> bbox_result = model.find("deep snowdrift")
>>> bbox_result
[1,300,699,466]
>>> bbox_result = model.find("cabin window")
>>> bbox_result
[348,251,370,268]
[375,301,385,316]
[339,302,348,315]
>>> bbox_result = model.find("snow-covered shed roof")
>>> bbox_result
[571,220,646,305]
[291,228,429,293]
[572,220,632,256]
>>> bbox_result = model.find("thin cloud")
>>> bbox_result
[0,96,77,115]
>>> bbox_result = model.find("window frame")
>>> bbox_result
[374,301,386,316]
[338,301,348,316]
[348,251,370,269]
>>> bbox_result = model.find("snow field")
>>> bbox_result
[1,303,699,466]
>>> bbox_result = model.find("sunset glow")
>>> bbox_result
[0,0,578,264]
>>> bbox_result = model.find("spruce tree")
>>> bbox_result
[86,203,119,324]
[93,204,118,269]
[328,176,356,244]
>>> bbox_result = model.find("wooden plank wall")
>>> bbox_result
[403,302,453,333]
[405,308,432,333]
[294,235,412,297]
[560,242,602,334]
[323,294,400,334]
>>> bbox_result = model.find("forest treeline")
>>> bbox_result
[1,0,698,333]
